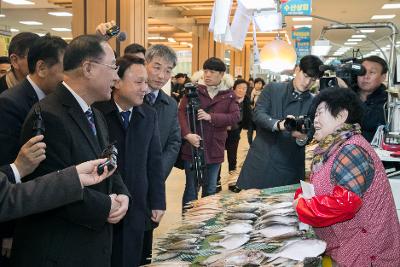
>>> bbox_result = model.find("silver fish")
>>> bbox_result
[221,223,253,234]
[257,225,298,239]
[212,234,250,250]
[265,239,327,261]
[225,212,258,220]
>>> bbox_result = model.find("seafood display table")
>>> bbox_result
[149,184,326,267]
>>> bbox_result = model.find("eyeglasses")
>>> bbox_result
[90,61,119,71]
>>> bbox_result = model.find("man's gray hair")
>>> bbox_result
[145,44,177,68]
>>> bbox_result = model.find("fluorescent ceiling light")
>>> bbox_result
[293,25,312,29]
[10,28,19,32]
[292,17,312,21]
[238,0,276,11]
[20,21,42,25]
[347,39,362,42]
[344,42,357,45]
[351,35,366,38]
[168,38,176,43]
[34,33,45,37]
[148,36,166,40]
[360,29,375,33]
[62,37,73,40]
[48,12,73,17]
[3,0,34,5]
[371,14,396,19]
[0,14,6,18]
[51,28,71,32]
[382,3,400,9]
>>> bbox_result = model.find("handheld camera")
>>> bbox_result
[97,142,118,175]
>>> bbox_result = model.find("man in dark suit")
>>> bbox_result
[0,32,39,94]
[0,35,67,265]
[95,55,164,267]
[140,44,181,264]
[11,35,130,267]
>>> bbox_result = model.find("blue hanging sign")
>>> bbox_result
[292,27,311,62]
[281,0,312,16]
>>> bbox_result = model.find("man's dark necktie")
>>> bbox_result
[120,110,131,130]
[85,108,97,135]
[146,92,156,105]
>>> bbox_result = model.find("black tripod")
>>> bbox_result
[184,83,208,194]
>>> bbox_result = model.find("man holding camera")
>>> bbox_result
[178,57,240,206]
[237,55,323,189]
[354,56,388,142]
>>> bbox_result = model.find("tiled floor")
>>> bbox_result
[154,130,252,239]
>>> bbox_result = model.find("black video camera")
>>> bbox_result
[319,59,366,90]
[97,142,118,175]
[184,83,199,99]
[284,115,313,134]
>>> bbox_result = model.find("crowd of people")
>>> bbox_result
[0,19,398,267]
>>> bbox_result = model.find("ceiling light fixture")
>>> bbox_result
[51,28,71,32]
[3,0,34,5]
[344,42,357,45]
[48,12,73,17]
[347,38,362,42]
[360,29,375,33]
[371,14,396,19]
[10,28,19,32]
[292,17,312,21]
[19,20,42,25]
[293,25,312,29]
[351,35,366,38]
[382,3,400,9]
[167,37,176,43]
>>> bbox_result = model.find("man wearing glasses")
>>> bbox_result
[11,35,130,267]
[237,55,323,190]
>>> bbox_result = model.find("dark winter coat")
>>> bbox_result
[178,83,240,164]
[237,80,314,189]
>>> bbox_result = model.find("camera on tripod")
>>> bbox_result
[319,58,366,90]
[97,142,118,175]
[284,115,313,134]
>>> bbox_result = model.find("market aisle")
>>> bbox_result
[154,130,252,239]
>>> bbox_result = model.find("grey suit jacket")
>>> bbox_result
[150,89,181,179]
[0,166,83,222]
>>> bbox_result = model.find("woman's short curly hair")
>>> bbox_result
[312,87,364,124]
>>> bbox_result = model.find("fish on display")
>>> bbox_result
[225,212,258,221]
[256,225,298,239]
[221,222,253,234]
[211,234,250,250]
[265,239,327,262]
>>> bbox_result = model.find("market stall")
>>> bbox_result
[147,184,326,266]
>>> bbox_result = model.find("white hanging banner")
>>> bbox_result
[229,1,252,50]
[209,0,233,43]
[252,17,261,66]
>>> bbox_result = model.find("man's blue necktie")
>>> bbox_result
[146,92,156,105]
[85,108,97,135]
[120,110,131,130]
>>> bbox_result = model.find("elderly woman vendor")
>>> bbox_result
[294,87,400,266]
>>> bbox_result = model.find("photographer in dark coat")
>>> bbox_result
[237,55,323,189]
[353,56,388,142]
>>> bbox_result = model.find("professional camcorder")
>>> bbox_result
[319,58,366,90]
[284,115,313,134]
[97,142,118,175]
